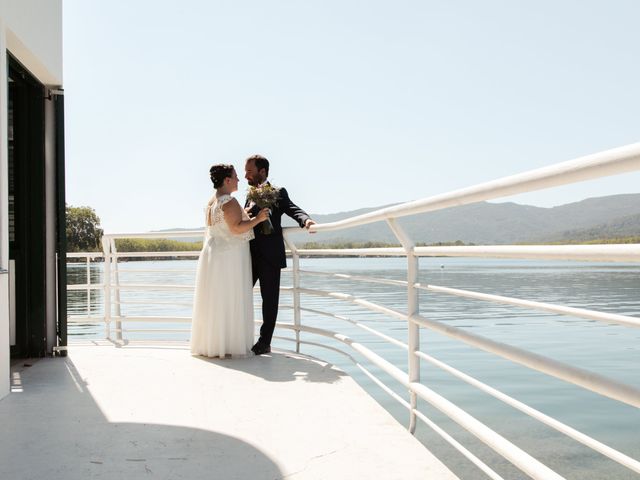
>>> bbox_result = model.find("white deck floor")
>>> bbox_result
[1,341,458,479]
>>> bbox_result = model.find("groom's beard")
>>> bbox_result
[247,177,265,187]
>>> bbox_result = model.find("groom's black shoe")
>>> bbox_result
[251,341,271,355]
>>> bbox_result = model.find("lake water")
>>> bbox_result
[67,257,640,479]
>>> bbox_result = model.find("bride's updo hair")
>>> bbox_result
[209,164,235,189]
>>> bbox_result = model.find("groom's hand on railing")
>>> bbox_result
[305,219,317,233]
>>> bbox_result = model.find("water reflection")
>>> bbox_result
[67,261,104,336]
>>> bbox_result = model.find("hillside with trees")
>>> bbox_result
[66,205,103,252]
[284,193,640,245]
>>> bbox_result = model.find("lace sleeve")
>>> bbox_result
[205,194,231,226]
[209,195,254,242]
[208,195,233,227]
[217,194,233,206]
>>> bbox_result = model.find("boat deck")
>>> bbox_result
[0,341,458,479]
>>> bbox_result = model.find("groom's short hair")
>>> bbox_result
[246,154,269,176]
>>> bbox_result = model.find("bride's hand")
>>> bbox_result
[256,208,270,223]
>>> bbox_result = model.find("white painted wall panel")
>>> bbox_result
[1,0,63,85]
[0,14,10,400]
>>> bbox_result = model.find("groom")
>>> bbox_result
[244,155,316,355]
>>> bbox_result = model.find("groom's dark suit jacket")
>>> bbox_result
[245,184,311,268]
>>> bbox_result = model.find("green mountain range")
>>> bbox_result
[282,193,640,245]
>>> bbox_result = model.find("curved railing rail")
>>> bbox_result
[307,142,640,232]
[67,142,640,479]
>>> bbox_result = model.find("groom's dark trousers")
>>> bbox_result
[247,185,310,347]
[251,256,281,346]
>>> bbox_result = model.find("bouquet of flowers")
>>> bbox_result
[246,184,280,234]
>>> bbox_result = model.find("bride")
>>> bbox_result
[190,164,268,358]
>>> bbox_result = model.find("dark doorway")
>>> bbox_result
[8,55,48,357]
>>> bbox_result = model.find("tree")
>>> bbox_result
[66,205,103,252]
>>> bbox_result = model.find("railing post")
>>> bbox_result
[292,251,301,353]
[101,236,112,340]
[284,233,301,353]
[110,238,122,341]
[386,218,420,434]
[86,256,91,317]
[406,250,420,433]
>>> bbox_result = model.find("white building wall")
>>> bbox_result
[0,15,8,401]
[0,0,63,400]
[1,0,63,85]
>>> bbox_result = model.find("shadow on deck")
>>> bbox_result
[0,341,458,479]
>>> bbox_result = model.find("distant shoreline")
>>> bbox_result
[65,236,639,262]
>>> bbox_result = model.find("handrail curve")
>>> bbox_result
[279,305,640,472]
[291,286,640,408]
[271,335,506,480]
[304,142,640,233]
[278,322,565,480]
[411,313,640,408]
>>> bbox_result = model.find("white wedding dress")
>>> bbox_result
[190,194,255,358]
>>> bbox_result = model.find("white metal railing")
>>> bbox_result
[67,142,640,480]
[66,252,105,324]
[308,142,640,232]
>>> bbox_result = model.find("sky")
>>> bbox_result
[63,0,640,233]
